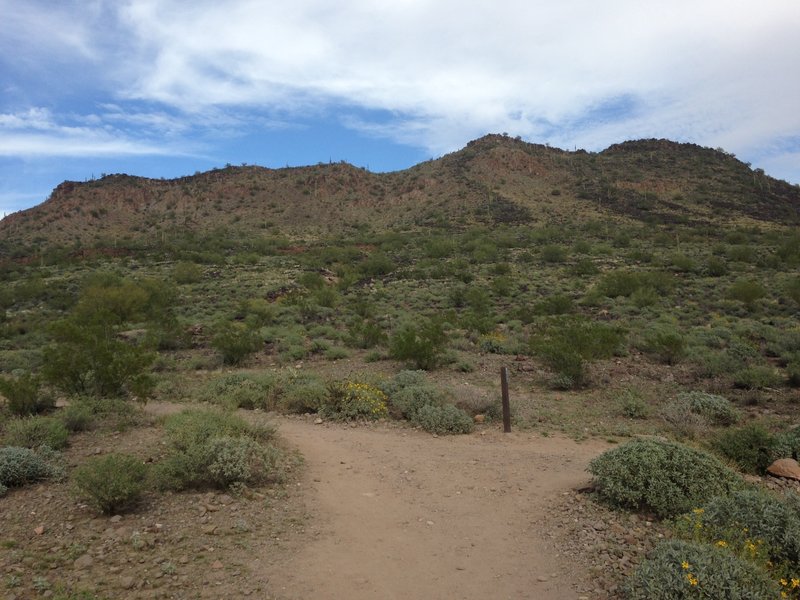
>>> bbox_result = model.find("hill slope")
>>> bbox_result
[1,135,798,256]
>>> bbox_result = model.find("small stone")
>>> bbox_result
[110,515,122,523]
[537,575,549,582]
[202,525,218,535]
[179,556,189,564]
[211,560,224,570]
[34,525,45,535]
[314,418,323,425]
[767,458,800,480]
[473,414,485,424]
[217,494,234,505]
[120,576,136,590]
[74,554,94,570]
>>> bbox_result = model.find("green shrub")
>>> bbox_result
[532,294,574,316]
[413,403,473,435]
[732,365,782,390]
[211,322,261,365]
[705,256,728,277]
[0,373,54,416]
[773,426,800,460]
[786,276,800,306]
[72,454,147,514]
[711,423,775,474]
[379,370,428,397]
[172,261,203,284]
[389,384,443,419]
[320,381,388,420]
[200,372,280,410]
[540,245,567,263]
[389,318,448,370]
[623,539,778,600]
[597,270,674,298]
[0,447,62,495]
[154,409,279,491]
[728,279,767,310]
[4,416,69,450]
[676,391,741,426]
[281,375,329,414]
[618,388,650,419]
[639,325,686,364]
[588,438,741,518]
[59,402,95,432]
[684,489,800,567]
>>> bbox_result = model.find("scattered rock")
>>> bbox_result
[120,576,136,590]
[767,458,800,480]
[314,418,323,425]
[34,525,45,535]
[211,560,224,570]
[74,554,94,571]
[473,414,485,424]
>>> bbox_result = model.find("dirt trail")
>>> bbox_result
[267,418,609,600]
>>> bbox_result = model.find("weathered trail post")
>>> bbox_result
[500,366,511,433]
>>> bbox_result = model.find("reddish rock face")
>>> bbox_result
[767,458,800,480]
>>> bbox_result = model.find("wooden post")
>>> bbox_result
[500,367,511,433]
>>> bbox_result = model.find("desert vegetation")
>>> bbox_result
[1,135,799,598]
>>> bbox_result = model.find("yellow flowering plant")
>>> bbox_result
[321,380,388,421]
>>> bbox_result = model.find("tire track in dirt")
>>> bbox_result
[267,419,609,600]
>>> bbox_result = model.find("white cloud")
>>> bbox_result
[110,1,800,168]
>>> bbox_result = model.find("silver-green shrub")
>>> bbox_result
[589,438,742,518]
[623,539,778,599]
[0,446,62,495]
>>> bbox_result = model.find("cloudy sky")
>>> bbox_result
[1,0,799,217]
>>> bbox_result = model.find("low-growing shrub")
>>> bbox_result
[673,391,741,426]
[281,375,329,414]
[0,373,54,416]
[0,446,62,495]
[413,403,473,435]
[623,539,778,599]
[618,388,650,419]
[200,372,280,410]
[710,423,775,474]
[59,401,95,432]
[4,416,69,450]
[772,426,800,461]
[676,489,800,568]
[732,365,783,390]
[172,261,203,285]
[728,279,767,310]
[387,383,443,419]
[639,325,686,365]
[154,409,279,491]
[72,453,147,514]
[589,438,742,518]
[320,381,388,420]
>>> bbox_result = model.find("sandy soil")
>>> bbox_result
[266,417,610,600]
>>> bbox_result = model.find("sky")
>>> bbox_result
[1,0,799,218]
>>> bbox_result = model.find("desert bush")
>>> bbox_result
[211,322,261,366]
[532,294,574,316]
[4,416,69,450]
[678,489,800,568]
[172,261,203,284]
[320,381,388,420]
[72,453,147,514]
[346,318,387,349]
[588,438,741,518]
[540,244,567,263]
[674,391,741,426]
[154,409,279,491]
[0,446,62,495]
[0,373,54,416]
[728,279,767,310]
[597,270,674,298]
[618,388,650,419]
[732,365,782,390]
[639,325,686,364]
[389,317,448,370]
[786,277,800,306]
[413,403,473,435]
[281,375,329,413]
[710,423,775,474]
[772,426,800,460]
[705,256,728,277]
[623,539,778,600]
[200,372,280,410]
[59,401,95,432]
[389,383,443,419]
[379,370,428,397]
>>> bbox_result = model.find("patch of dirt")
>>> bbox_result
[265,415,613,600]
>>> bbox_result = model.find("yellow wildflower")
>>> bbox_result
[681,561,690,570]
[715,540,728,548]
[687,573,698,586]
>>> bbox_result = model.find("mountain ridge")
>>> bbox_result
[1,134,798,257]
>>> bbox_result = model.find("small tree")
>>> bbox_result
[389,318,448,370]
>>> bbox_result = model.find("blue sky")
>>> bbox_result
[2,0,799,218]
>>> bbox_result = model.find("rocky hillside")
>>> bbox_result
[1,135,798,256]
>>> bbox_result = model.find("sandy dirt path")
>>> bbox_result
[267,418,609,600]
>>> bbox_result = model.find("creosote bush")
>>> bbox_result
[389,317,448,370]
[0,373,54,416]
[623,539,778,600]
[72,453,147,514]
[710,423,775,474]
[211,322,261,366]
[589,438,741,518]
[320,381,388,420]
